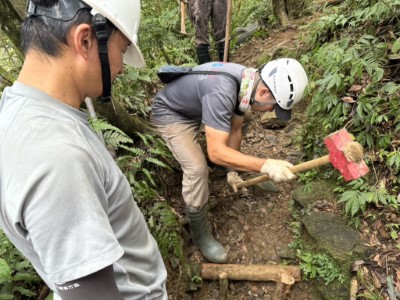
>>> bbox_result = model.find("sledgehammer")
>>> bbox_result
[236,128,369,189]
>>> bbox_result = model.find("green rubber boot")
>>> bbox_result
[186,206,227,263]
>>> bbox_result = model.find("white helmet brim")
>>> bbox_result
[124,43,145,68]
[85,0,145,68]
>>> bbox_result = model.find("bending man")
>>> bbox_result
[151,59,308,263]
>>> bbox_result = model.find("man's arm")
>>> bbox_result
[205,124,265,172]
[55,265,123,300]
[226,114,244,151]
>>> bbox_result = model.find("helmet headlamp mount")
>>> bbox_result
[26,0,90,21]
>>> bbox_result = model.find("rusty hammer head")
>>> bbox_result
[323,128,369,181]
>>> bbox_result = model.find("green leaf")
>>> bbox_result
[0,258,11,283]
[392,38,400,53]
[44,292,54,300]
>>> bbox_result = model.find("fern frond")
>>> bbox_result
[89,118,133,148]
[136,132,150,146]
[148,202,184,260]
[145,157,172,170]
[140,168,156,186]
[119,145,146,156]
[12,273,41,283]
[12,286,37,297]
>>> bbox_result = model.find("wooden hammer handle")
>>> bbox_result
[236,155,331,189]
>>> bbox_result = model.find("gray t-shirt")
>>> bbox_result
[0,82,167,300]
[152,62,245,132]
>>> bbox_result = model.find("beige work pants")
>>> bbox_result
[156,122,209,208]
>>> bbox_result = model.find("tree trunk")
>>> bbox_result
[271,0,311,26]
[0,0,23,59]
[272,0,289,27]
[90,100,154,137]
[286,0,311,19]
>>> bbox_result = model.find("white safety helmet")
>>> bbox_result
[26,0,145,101]
[27,0,144,68]
[83,0,145,68]
[260,58,308,120]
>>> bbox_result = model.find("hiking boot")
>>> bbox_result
[186,205,227,263]
[196,45,211,64]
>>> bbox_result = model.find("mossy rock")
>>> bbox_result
[291,180,338,209]
[302,212,371,262]
[312,278,349,300]
[291,180,373,300]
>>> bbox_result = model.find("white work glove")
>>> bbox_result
[261,159,296,182]
[227,172,245,193]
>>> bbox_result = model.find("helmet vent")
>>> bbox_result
[269,67,277,77]
[288,75,294,103]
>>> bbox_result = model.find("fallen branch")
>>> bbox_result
[201,264,301,283]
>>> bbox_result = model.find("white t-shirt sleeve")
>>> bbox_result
[21,142,123,283]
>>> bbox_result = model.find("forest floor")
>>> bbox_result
[164,16,320,300]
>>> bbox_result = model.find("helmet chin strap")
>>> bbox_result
[249,77,261,105]
[93,13,112,103]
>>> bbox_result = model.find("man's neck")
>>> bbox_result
[17,51,84,109]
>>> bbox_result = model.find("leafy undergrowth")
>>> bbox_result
[298,0,400,298]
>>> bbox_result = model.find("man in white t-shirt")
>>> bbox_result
[0,0,167,299]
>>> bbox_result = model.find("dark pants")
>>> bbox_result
[188,0,227,47]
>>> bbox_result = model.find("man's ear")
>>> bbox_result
[73,24,95,60]
[259,86,271,97]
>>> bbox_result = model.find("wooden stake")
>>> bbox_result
[350,276,358,300]
[219,272,229,300]
[273,281,284,300]
[223,0,232,62]
[180,0,187,34]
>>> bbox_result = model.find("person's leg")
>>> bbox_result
[188,0,212,63]
[157,122,208,208]
[212,0,228,61]
[156,122,227,263]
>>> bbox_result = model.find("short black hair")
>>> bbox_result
[21,0,115,57]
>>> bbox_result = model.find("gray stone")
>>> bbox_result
[260,112,287,129]
[302,212,371,261]
[257,181,279,193]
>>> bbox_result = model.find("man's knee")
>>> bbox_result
[190,162,209,179]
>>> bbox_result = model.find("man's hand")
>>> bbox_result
[227,172,244,192]
[261,159,296,182]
